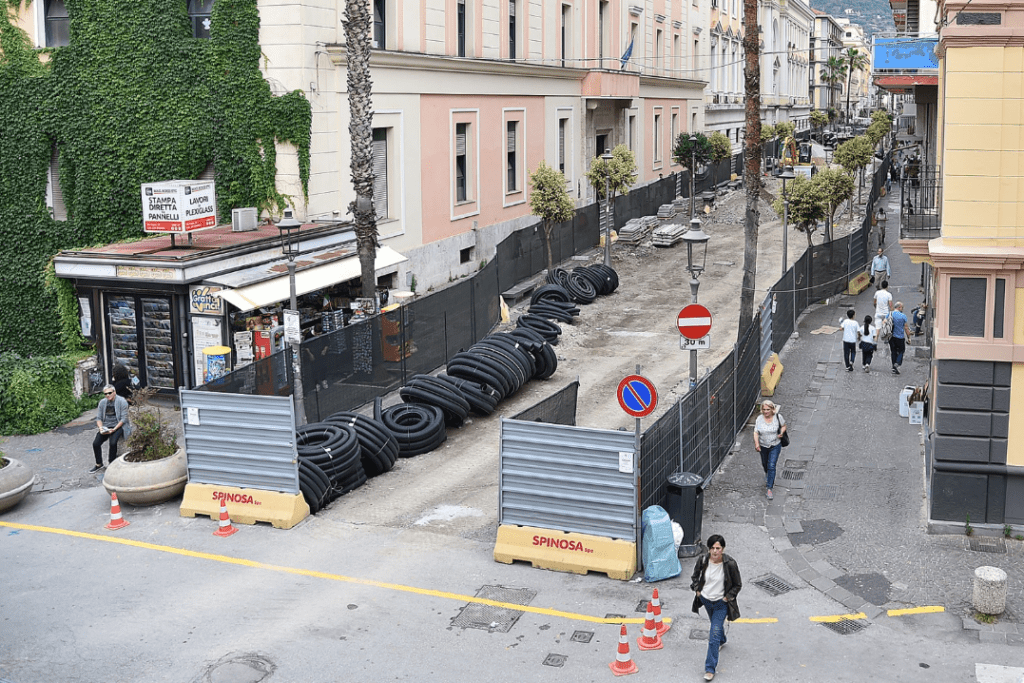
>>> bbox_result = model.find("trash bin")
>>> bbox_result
[899,386,915,417]
[665,472,705,558]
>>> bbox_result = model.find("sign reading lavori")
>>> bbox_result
[142,180,217,233]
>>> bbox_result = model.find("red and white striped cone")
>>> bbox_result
[636,604,664,651]
[608,623,639,676]
[104,492,130,530]
[651,588,670,636]
[212,500,238,537]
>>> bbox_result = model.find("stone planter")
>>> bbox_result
[0,457,36,513]
[102,448,187,506]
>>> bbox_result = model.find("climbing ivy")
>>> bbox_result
[0,0,311,358]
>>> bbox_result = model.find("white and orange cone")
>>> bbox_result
[212,500,238,537]
[636,604,664,651]
[609,623,639,676]
[104,492,130,530]
[651,588,670,636]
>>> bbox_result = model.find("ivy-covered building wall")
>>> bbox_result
[0,0,311,358]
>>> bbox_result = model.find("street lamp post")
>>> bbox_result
[689,135,697,220]
[682,217,710,389]
[779,166,796,278]
[601,149,614,267]
[276,209,307,426]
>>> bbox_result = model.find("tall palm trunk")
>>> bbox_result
[345,0,378,301]
[846,68,853,124]
[738,0,762,340]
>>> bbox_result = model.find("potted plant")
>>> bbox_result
[102,388,187,505]
[0,450,37,513]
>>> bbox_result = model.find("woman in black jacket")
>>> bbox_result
[690,534,742,681]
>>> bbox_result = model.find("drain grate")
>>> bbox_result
[752,573,798,596]
[969,538,1007,554]
[803,485,840,501]
[689,628,710,641]
[451,585,537,633]
[542,654,567,667]
[604,613,626,620]
[570,630,594,643]
[635,599,650,613]
[781,469,805,480]
[820,618,868,635]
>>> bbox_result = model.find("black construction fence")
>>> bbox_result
[638,150,893,512]
[510,380,579,426]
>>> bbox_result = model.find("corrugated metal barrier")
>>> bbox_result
[498,419,638,541]
[179,390,299,494]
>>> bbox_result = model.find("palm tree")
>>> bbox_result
[819,56,846,117]
[344,0,378,302]
[842,48,869,125]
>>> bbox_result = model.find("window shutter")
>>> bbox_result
[558,121,566,170]
[50,145,67,221]
[507,123,516,153]
[509,0,515,16]
[372,133,388,219]
[455,129,467,156]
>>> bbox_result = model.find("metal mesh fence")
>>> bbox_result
[197,349,293,396]
[808,236,850,303]
[510,380,579,426]
[773,268,796,350]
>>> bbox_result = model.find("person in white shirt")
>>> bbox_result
[690,534,742,682]
[840,309,860,372]
[859,315,877,372]
[874,281,893,327]
[871,248,890,289]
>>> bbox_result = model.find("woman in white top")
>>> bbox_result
[859,315,877,372]
[752,400,787,500]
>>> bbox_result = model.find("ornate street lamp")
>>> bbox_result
[276,208,306,425]
[682,217,710,388]
[779,166,796,278]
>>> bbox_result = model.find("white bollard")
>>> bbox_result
[972,565,1008,615]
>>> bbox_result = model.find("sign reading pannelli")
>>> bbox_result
[142,180,217,233]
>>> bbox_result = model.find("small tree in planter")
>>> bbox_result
[833,135,873,206]
[813,167,856,242]
[810,110,829,144]
[708,131,733,190]
[672,132,712,198]
[123,388,178,462]
[0,450,37,513]
[528,161,575,272]
[586,144,638,212]
[771,174,827,250]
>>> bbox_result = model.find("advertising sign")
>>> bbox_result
[142,180,217,233]
[189,285,224,315]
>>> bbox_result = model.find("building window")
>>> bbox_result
[948,277,987,337]
[509,0,518,60]
[47,143,67,221]
[561,5,571,67]
[188,0,214,39]
[995,278,1006,338]
[673,34,681,73]
[654,112,662,163]
[506,121,519,193]
[655,29,663,71]
[599,1,609,64]
[455,122,470,203]
[44,0,70,47]
[558,118,568,174]
[460,246,474,264]
[373,0,386,48]
[457,0,466,57]
[372,128,389,220]
[628,113,636,152]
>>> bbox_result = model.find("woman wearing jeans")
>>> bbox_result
[753,400,786,500]
[691,534,743,681]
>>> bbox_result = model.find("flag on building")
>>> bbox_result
[620,37,634,70]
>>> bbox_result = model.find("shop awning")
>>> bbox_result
[215,246,407,312]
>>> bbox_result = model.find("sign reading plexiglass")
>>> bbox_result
[142,180,217,233]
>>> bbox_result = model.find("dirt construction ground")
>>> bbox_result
[332,172,875,543]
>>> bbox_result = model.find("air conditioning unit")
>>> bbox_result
[231,207,258,232]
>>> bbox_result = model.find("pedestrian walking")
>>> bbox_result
[873,280,893,327]
[871,249,890,289]
[889,302,909,375]
[859,315,877,372]
[91,385,132,473]
[840,309,859,372]
[690,534,742,682]
[911,302,928,337]
[753,400,787,501]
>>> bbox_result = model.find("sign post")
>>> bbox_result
[678,304,713,389]
[617,366,657,576]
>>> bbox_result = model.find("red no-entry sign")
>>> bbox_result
[617,375,658,418]
[677,304,713,340]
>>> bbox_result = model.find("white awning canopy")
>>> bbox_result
[216,246,407,312]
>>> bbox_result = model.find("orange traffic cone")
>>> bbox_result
[104,492,130,530]
[608,623,639,676]
[651,588,671,636]
[212,500,239,537]
[636,604,664,651]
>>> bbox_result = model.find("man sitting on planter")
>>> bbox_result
[91,385,132,473]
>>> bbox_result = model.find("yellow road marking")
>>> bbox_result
[888,606,944,617]
[1,521,661,626]
[809,612,867,622]
[733,617,778,623]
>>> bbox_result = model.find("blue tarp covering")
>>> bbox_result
[642,505,682,582]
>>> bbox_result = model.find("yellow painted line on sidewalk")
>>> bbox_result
[809,612,867,623]
[888,606,944,617]
[2,520,670,626]
[733,617,778,624]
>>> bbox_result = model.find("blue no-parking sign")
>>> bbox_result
[617,374,658,418]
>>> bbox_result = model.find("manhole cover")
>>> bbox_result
[636,599,650,613]
[803,485,840,501]
[820,618,868,635]
[969,538,1007,554]
[788,519,844,545]
[689,628,709,640]
[781,469,805,480]
[752,573,797,596]
[451,585,537,633]
[570,630,594,643]
[542,653,567,667]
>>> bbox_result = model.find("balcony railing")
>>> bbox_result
[899,166,941,240]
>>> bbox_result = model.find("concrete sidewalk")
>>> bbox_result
[702,187,1024,645]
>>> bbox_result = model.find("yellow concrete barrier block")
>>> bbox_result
[494,525,636,581]
[847,270,872,295]
[180,482,309,530]
[760,353,784,396]
[598,230,618,248]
